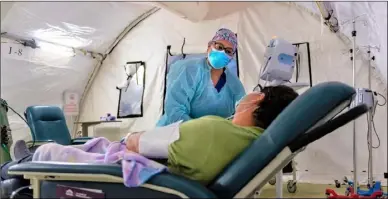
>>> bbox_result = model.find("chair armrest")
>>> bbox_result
[289,104,368,152]
[26,140,54,147]
[9,162,123,176]
[73,137,93,140]
[9,162,217,198]
[71,137,93,145]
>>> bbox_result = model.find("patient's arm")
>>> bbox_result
[124,132,144,153]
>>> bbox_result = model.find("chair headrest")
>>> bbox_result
[209,81,355,198]
[25,106,65,122]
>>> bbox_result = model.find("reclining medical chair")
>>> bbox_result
[24,106,92,148]
[8,82,369,198]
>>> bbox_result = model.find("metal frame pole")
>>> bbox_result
[275,170,283,198]
[367,47,373,186]
[351,19,358,193]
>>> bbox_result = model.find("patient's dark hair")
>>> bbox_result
[253,85,299,129]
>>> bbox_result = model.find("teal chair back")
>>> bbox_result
[209,82,355,198]
[25,106,72,145]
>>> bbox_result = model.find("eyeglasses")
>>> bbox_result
[212,42,234,56]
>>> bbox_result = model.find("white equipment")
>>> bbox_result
[350,88,378,113]
[260,38,298,86]
[257,38,308,198]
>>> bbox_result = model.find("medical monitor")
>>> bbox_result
[260,38,298,83]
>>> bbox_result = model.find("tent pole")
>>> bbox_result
[72,7,160,136]
[105,7,160,55]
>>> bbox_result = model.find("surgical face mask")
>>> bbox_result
[208,47,232,69]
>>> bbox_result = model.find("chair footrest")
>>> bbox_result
[9,162,217,198]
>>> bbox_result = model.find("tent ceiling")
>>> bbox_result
[1,1,386,84]
[1,2,385,83]
[1,2,154,54]
[151,1,387,83]
[155,2,323,22]
[155,2,256,22]
[0,1,14,22]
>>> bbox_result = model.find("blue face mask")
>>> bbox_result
[208,48,231,69]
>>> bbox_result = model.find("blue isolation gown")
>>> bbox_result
[157,57,246,127]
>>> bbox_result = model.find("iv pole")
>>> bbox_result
[343,12,381,192]
[351,18,358,194]
[367,47,373,186]
[341,13,367,193]
[361,44,379,186]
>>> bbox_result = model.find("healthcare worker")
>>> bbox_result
[157,28,246,127]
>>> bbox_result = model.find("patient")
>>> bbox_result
[2,85,298,186]
[123,84,298,184]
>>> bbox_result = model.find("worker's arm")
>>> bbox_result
[163,60,200,124]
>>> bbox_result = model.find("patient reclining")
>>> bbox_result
[131,85,298,184]
[8,85,298,186]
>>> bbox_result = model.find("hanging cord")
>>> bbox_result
[376,92,387,106]
[0,101,35,149]
[366,92,385,149]
[366,91,386,181]
[366,113,380,149]
[181,38,186,59]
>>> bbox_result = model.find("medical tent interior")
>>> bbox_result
[1,0,387,192]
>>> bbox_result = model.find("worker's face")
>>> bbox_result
[234,92,265,120]
[207,40,234,57]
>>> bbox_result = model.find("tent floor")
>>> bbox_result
[258,183,388,198]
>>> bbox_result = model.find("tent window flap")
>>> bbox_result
[117,61,146,118]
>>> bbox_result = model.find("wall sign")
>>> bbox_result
[1,42,30,61]
[63,91,79,116]
[8,46,23,56]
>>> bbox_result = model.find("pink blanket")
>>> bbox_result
[32,137,166,187]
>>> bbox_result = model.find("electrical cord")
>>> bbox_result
[0,101,36,149]
[366,91,385,182]
[366,113,380,149]
[4,104,28,124]
[366,92,385,149]
[376,92,386,106]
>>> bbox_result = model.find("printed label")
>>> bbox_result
[56,185,105,198]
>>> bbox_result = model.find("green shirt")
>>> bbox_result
[167,116,264,185]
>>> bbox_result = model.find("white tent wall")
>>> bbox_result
[79,2,387,185]
[78,7,240,134]
[1,2,155,140]
[1,36,97,141]
[333,2,388,83]
[1,2,155,54]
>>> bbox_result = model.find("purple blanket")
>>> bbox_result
[32,137,167,187]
